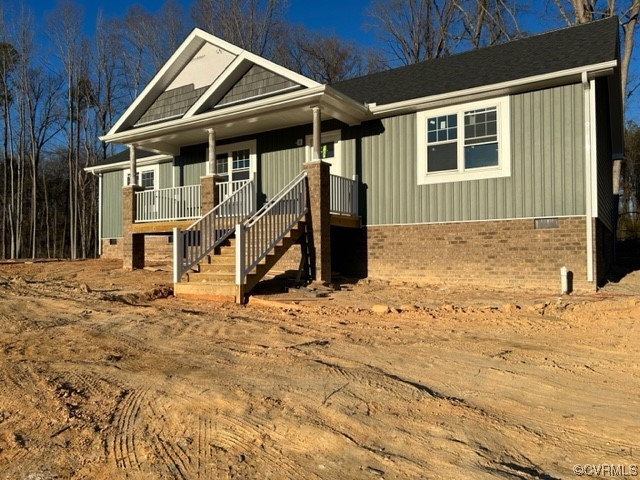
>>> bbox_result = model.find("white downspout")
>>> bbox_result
[582,72,595,283]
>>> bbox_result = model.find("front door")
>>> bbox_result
[212,140,256,201]
[306,130,342,176]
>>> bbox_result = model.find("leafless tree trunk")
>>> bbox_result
[47,1,84,260]
[191,0,286,56]
[551,0,640,111]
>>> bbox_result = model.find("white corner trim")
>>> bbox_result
[416,96,511,185]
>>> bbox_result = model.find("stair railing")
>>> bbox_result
[235,171,308,290]
[173,180,255,283]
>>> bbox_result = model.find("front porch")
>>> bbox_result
[122,162,360,302]
[128,172,360,234]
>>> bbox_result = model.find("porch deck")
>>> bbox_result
[132,174,360,232]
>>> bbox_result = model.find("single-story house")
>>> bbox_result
[88,17,623,302]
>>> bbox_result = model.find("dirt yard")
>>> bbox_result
[0,259,638,479]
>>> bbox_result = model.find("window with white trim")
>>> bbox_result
[417,96,511,185]
[123,164,158,190]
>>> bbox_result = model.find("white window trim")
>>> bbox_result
[417,96,511,185]
[305,129,342,176]
[123,163,159,189]
[205,139,257,179]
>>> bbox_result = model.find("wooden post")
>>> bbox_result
[128,144,137,186]
[207,128,216,175]
[312,106,321,161]
[235,223,245,304]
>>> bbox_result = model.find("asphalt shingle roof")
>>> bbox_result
[330,17,619,105]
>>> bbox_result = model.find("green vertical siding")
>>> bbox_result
[102,170,123,238]
[361,83,586,225]
[159,161,173,189]
[256,120,355,202]
[175,144,207,186]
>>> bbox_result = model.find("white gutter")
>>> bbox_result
[582,71,595,283]
[369,61,617,117]
[84,154,172,174]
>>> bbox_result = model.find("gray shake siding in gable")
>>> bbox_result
[217,65,299,107]
[136,84,209,126]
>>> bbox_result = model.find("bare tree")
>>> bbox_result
[456,0,522,48]
[550,0,640,111]
[366,0,458,65]
[191,0,287,56]
[47,0,85,260]
[273,25,383,83]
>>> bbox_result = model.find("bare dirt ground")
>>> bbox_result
[0,258,638,479]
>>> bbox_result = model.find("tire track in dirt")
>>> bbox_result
[111,388,147,471]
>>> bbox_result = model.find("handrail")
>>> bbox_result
[173,180,255,283]
[235,172,308,288]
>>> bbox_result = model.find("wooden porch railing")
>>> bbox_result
[136,185,201,222]
[217,179,251,202]
[329,174,358,216]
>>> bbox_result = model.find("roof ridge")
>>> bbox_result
[331,16,618,89]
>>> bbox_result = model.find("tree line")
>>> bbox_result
[0,0,638,260]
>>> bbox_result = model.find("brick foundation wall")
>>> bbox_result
[365,217,594,292]
[101,235,173,264]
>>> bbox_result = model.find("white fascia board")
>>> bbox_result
[322,85,371,125]
[107,30,209,136]
[84,154,172,174]
[101,86,330,144]
[108,28,249,136]
[368,61,618,117]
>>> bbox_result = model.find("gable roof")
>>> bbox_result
[331,17,619,106]
[107,28,321,136]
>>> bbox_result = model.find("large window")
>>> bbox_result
[417,97,510,185]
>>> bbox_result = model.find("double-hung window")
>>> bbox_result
[124,165,158,190]
[417,96,511,185]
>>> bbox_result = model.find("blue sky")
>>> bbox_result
[17,0,640,119]
[26,0,545,47]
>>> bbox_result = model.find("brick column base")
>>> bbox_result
[122,185,145,270]
[304,160,331,284]
[200,175,221,214]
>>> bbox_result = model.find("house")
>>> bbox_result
[88,17,623,302]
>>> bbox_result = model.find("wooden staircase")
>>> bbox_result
[173,220,306,301]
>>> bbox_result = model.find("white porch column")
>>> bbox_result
[207,128,216,174]
[312,106,321,161]
[128,144,137,186]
